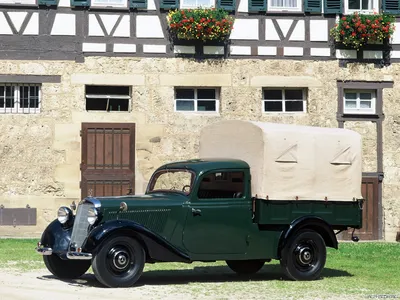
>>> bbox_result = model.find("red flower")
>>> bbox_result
[351,32,356,36]
[342,17,347,21]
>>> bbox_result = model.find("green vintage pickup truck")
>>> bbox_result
[36,121,363,288]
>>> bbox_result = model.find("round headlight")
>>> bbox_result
[87,207,98,225]
[57,206,72,224]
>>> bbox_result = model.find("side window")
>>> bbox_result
[197,171,245,199]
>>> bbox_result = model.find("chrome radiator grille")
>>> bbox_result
[70,202,93,249]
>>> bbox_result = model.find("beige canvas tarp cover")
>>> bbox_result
[199,120,362,201]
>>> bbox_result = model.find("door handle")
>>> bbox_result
[191,208,202,216]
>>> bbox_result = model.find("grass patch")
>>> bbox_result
[0,239,399,298]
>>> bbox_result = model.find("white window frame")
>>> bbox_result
[344,0,378,14]
[0,0,36,5]
[0,84,41,114]
[262,88,307,114]
[180,0,214,9]
[343,89,376,114]
[174,87,220,114]
[85,86,131,112]
[268,0,302,12]
[90,0,127,8]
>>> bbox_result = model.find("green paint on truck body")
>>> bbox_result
[92,159,362,261]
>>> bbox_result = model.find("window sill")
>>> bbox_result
[262,111,307,115]
[175,111,220,117]
[84,110,131,113]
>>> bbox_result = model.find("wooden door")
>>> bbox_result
[342,176,379,240]
[81,123,135,199]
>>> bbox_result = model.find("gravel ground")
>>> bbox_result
[0,268,379,300]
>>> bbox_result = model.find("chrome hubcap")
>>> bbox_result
[112,250,129,270]
[298,247,312,265]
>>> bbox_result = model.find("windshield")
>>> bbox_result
[147,169,195,195]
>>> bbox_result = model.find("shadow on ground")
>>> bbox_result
[37,265,352,288]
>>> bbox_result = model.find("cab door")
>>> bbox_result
[182,169,251,255]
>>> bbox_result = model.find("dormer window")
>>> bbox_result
[181,0,214,9]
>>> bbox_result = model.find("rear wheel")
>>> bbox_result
[226,260,265,275]
[43,254,91,279]
[92,236,145,288]
[280,229,326,281]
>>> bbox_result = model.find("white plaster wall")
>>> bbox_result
[277,19,293,38]
[289,20,304,41]
[113,15,130,37]
[392,22,400,44]
[230,46,251,55]
[58,0,71,7]
[23,12,38,35]
[0,13,12,34]
[143,45,166,53]
[51,14,76,36]
[88,14,104,36]
[265,19,280,41]
[82,43,106,52]
[258,46,277,56]
[230,19,258,40]
[136,16,164,38]
[114,44,136,53]
[147,0,156,10]
[101,15,120,35]
[310,48,331,57]
[310,20,328,42]
[8,12,26,32]
[238,0,248,12]
[284,47,303,56]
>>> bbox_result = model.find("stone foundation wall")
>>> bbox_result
[0,57,399,240]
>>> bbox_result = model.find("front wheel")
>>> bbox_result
[226,260,265,275]
[280,229,326,281]
[92,236,145,288]
[43,254,91,279]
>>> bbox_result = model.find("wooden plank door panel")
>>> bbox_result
[342,176,379,240]
[81,123,135,199]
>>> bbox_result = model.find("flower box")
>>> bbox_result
[167,8,234,43]
[330,12,395,51]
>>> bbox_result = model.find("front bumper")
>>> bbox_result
[36,242,92,260]
[35,246,52,255]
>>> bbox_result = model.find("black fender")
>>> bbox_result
[40,218,73,256]
[277,216,338,258]
[84,220,191,263]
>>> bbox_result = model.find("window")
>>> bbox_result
[0,84,40,114]
[268,0,302,12]
[343,90,376,114]
[0,0,36,5]
[148,169,194,195]
[345,0,373,12]
[181,0,214,8]
[263,88,306,113]
[91,0,127,7]
[175,88,219,113]
[197,171,245,199]
[85,85,130,112]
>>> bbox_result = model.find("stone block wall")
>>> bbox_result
[0,57,399,240]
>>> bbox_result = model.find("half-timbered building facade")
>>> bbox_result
[0,0,399,241]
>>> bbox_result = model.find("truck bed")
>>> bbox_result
[254,199,363,229]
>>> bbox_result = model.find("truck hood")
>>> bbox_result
[87,192,188,210]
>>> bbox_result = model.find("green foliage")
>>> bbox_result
[167,8,234,42]
[330,12,395,50]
